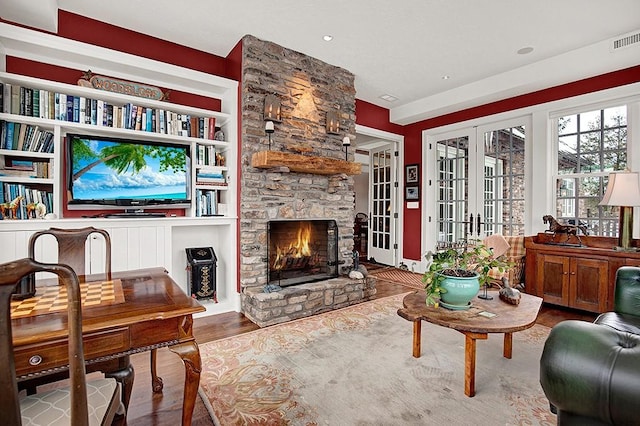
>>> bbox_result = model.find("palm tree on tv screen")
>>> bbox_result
[71,138,186,182]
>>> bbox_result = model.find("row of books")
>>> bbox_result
[0,83,219,139]
[1,183,53,220]
[0,121,55,153]
[0,157,52,179]
[196,168,227,186]
[195,188,220,217]
[196,144,226,167]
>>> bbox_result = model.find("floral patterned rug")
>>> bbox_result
[198,293,555,425]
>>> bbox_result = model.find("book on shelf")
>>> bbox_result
[10,85,20,115]
[48,91,55,120]
[23,87,33,117]
[32,89,39,118]
[2,83,10,114]
[135,105,143,130]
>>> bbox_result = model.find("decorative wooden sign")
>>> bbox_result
[78,70,169,100]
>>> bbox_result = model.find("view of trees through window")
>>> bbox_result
[555,105,627,236]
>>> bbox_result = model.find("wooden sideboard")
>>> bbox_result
[524,233,640,313]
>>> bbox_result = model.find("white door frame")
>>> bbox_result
[423,116,530,271]
[355,124,404,266]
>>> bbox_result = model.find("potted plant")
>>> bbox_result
[422,242,513,310]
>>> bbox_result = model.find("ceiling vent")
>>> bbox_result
[610,30,640,52]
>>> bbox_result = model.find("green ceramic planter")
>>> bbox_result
[438,272,480,310]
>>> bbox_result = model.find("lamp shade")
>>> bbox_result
[599,172,640,207]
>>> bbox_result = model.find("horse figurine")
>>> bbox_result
[543,215,588,244]
[0,195,24,219]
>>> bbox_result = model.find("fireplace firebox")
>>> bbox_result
[267,220,338,287]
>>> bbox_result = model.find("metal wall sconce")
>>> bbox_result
[326,109,340,134]
[342,136,350,160]
[265,120,275,150]
[264,94,281,122]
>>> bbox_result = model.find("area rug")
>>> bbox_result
[198,293,555,425]
[369,267,424,289]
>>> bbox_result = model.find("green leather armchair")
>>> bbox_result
[540,266,640,425]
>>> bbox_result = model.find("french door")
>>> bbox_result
[368,144,398,265]
[425,119,526,251]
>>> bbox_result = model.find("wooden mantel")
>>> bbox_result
[251,151,362,175]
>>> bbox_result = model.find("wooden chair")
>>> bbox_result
[28,227,112,279]
[0,257,121,425]
[28,227,164,393]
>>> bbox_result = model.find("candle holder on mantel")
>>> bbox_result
[265,121,275,150]
[342,136,350,161]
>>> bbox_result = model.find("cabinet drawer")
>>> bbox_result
[15,327,129,376]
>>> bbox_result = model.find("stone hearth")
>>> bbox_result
[238,35,375,327]
[242,277,376,327]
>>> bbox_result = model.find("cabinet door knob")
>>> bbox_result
[29,355,43,366]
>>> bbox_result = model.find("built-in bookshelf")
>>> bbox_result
[0,22,240,317]
[0,118,56,219]
[0,71,234,220]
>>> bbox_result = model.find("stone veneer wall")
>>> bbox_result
[238,35,375,327]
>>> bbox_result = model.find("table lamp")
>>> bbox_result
[599,171,640,251]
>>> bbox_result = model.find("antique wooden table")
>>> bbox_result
[397,290,542,397]
[11,267,205,426]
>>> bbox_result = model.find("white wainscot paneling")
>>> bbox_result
[171,224,239,316]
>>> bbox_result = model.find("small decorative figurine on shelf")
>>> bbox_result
[1,195,24,219]
[26,202,47,219]
[214,126,225,141]
[215,152,225,167]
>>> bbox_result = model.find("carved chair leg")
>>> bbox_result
[151,348,163,393]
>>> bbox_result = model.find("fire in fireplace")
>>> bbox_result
[267,220,338,287]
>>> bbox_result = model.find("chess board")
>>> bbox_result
[11,279,125,319]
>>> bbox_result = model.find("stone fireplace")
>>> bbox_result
[238,36,376,327]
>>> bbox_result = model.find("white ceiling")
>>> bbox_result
[3,0,640,125]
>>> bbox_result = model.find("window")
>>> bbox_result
[555,105,627,236]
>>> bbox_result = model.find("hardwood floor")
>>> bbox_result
[123,276,596,425]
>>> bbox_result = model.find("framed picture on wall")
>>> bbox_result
[406,164,419,184]
[405,186,419,200]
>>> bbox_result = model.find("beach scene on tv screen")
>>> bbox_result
[71,138,188,200]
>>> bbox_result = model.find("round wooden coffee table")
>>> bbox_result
[397,290,542,397]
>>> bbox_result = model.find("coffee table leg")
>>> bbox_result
[464,332,488,397]
[412,320,422,358]
[503,333,513,359]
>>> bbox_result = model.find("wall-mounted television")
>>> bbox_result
[66,134,191,211]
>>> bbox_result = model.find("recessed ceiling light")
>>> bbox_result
[442,75,450,80]
[517,46,534,55]
[323,35,333,42]
[379,94,398,102]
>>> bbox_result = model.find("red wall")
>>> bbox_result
[355,100,403,135]
[56,11,230,79]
